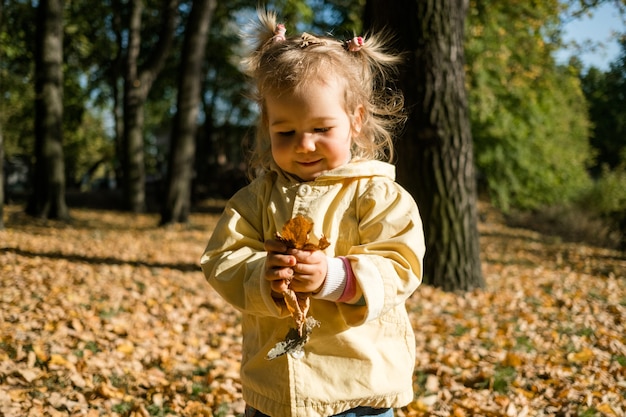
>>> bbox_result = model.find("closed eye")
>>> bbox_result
[314,127,331,133]
[277,130,295,136]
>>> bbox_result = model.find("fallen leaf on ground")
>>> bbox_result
[0,201,624,417]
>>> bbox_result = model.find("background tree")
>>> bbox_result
[579,36,626,247]
[67,0,129,190]
[1,1,37,210]
[582,37,626,175]
[59,1,115,190]
[0,0,4,229]
[161,0,217,225]
[192,4,248,199]
[2,0,625,250]
[2,1,118,206]
[0,126,3,229]
[122,0,178,213]
[364,0,484,291]
[26,0,69,220]
[466,0,593,211]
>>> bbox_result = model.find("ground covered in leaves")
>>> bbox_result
[1,201,625,417]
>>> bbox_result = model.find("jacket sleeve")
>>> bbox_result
[337,177,425,326]
[199,185,287,318]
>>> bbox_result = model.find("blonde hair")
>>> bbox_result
[243,10,406,178]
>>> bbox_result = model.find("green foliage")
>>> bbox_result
[1,0,114,187]
[64,111,115,187]
[112,401,134,414]
[577,407,602,417]
[588,167,626,213]
[492,365,516,394]
[577,165,626,222]
[0,0,367,196]
[581,37,626,174]
[0,1,36,157]
[4,0,619,219]
[466,0,593,211]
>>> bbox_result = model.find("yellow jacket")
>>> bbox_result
[200,160,425,417]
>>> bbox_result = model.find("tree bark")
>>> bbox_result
[0,0,3,229]
[110,0,125,190]
[161,0,217,225]
[364,0,484,291]
[0,127,4,229]
[27,0,69,220]
[122,0,178,212]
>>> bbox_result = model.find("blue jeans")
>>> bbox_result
[244,405,394,417]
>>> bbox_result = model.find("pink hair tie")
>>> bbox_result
[345,36,364,52]
[273,24,286,42]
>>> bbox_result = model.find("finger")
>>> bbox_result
[291,262,316,277]
[291,249,325,265]
[271,279,289,294]
[266,266,294,281]
[266,253,296,269]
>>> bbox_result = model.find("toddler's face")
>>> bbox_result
[266,77,361,182]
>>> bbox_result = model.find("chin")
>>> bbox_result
[294,174,316,182]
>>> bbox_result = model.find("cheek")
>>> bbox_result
[325,140,351,163]
[270,138,291,157]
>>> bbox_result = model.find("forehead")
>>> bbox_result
[267,78,346,110]
[266,76,347,106]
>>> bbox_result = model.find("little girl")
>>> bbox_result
[201,10,425,417]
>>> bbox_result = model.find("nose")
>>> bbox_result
[295,132,315,153]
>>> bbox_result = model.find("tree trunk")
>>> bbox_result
[0,0,3,229]
[27,0,69,220]
[364,0,484,291]
[0,127,4,230]
[122,0,178,212]
[110,0,124,191]
[161,0,217,225]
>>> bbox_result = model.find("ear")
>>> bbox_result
[351,104,365,135]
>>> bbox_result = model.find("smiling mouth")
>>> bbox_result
[298,160,321,167]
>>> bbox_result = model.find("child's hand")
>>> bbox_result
[264,239,327,295]
[289,248,328,293]
[264,239,296,295]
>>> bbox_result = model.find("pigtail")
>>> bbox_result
[241,9,285,76]
[342,32,406,163]
[343,32,403,87]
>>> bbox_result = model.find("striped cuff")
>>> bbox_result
[336,256,358,303]
[312,257,347,301]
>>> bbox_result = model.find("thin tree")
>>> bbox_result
[364,0,484,291]
[161,0,217,225]
[0,127,4,230]
[122,0,178,212]
[26,0,69,220]
[0,0,3,229]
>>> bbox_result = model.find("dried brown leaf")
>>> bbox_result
[276,214,330,250]
[1,202,625,416]
[275,215,329,336]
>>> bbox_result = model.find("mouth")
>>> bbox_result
[297,160,322,167]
